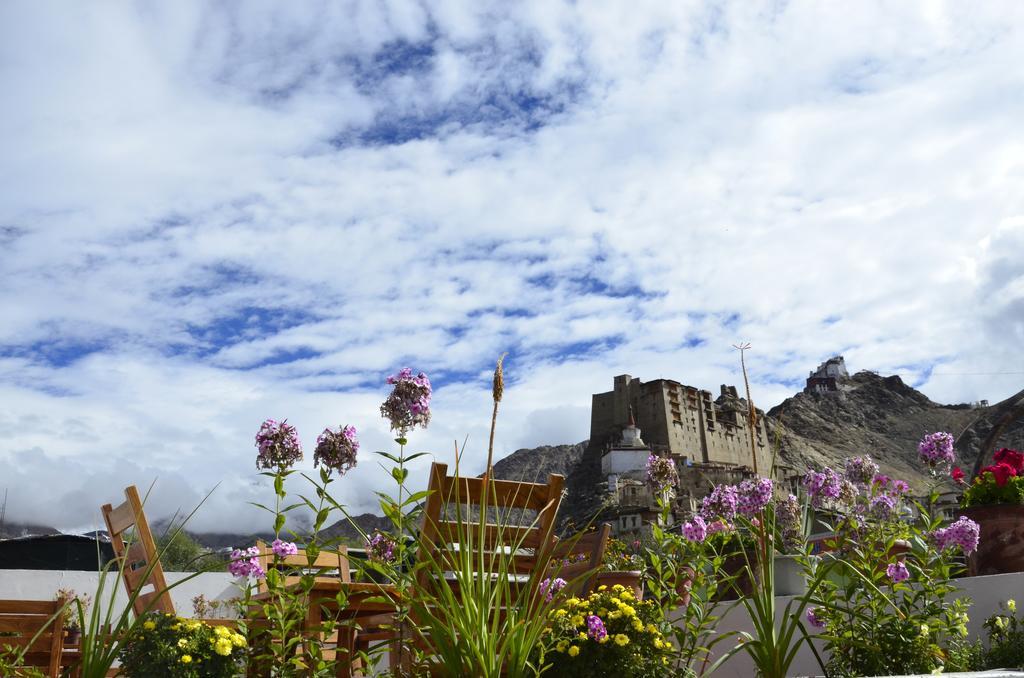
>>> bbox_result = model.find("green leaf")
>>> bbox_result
[392,466,409,484]
[274,514,286,533]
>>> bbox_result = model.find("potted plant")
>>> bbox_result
[959,447,1024,575]
[595,538,644,599]
[55,588,89,646]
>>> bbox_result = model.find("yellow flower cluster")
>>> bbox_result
[546,584,671,662]
[210,624,246,656]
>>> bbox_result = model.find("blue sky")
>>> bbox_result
[1,2,1022,531]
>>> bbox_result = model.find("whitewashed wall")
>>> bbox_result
[698,572,1024,678]
[0,569,245,618]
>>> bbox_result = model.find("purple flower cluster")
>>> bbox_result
[700,484,738,522]
[587,614,607,641]
[844,455,880,486]
[228,546,265,579]
[681,515,707,543]
[539,577,568,602]
[932,516,980,555]
[737,477,774,516]
[271,539,298,558]
[886,560,910,583]
[873,474,910,496]
[380,368,432,435]
[868,493,897,520]
[255,419,303,470]
[803,468,843,508]
[918,431,956,471]
[646,454,679,491]
[774,494,803,551]
[806,607,826,629]
[313,424,359,476]
[367,531,397,563]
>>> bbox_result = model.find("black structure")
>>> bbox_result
[0,534,114,570]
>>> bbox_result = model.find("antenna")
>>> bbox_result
[732,343,760,476]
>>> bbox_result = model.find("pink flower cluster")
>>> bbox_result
[918,431,956,471]
[806,607,826,629]
[872,474,910,496]
[774,494,803,551]
[380,368,432,435]
[932,516,980,555]
[699,484,738,522]
[803,468,843,508]
[367,531,397,563]
[646,454,679,491]
[313,424,359,476]
[271,539,298,558]
[886,560,910,583]
[737,477,774,516]
[228,546,265,579]
[844,456,880,486]
[681,515,707,543]
[539,577,568,602]
[255,418,303,470]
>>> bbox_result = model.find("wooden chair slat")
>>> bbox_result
[101,485,174,616]
[105,499,136,535]
[0,598,67,677]
[0,600,56,614]
[255,541,352,594]
[432,521,543,552]
[436,475,553,510]
[124,539,150,568]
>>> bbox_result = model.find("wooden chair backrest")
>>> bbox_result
[0,598,68,677]
[254,541,351,593]
[101,485,174,617]
[549,523,611,594]
[417,462,565,594]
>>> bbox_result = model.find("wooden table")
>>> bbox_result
[250,581,401,678]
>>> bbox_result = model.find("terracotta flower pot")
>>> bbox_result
[595,570,643,599]
[960,504,1024,576]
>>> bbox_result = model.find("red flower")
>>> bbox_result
[951,467,966,484]
[981,462,1018,487]
[994,448,1024,473]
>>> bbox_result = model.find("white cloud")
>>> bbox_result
[1,1,1022,532]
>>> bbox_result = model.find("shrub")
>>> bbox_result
[979,599,1024,669]
[117,612,246,677]
[537,584,673,678]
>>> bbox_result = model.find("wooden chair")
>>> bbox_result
[417,462,565,594]
[0,598,68,677]
[101,485,236,625]
[254,540,351,592]
[386,462,564,671]
[548,523,611,595]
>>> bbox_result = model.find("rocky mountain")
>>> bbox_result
[768,372,1024,491]
[491,443,588,483]
[494,371,1024,526]
[0,521,60,539]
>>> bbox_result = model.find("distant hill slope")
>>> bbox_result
[29,372,1018,544]
[492,371,1024,526]
[769,372,1024,491]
